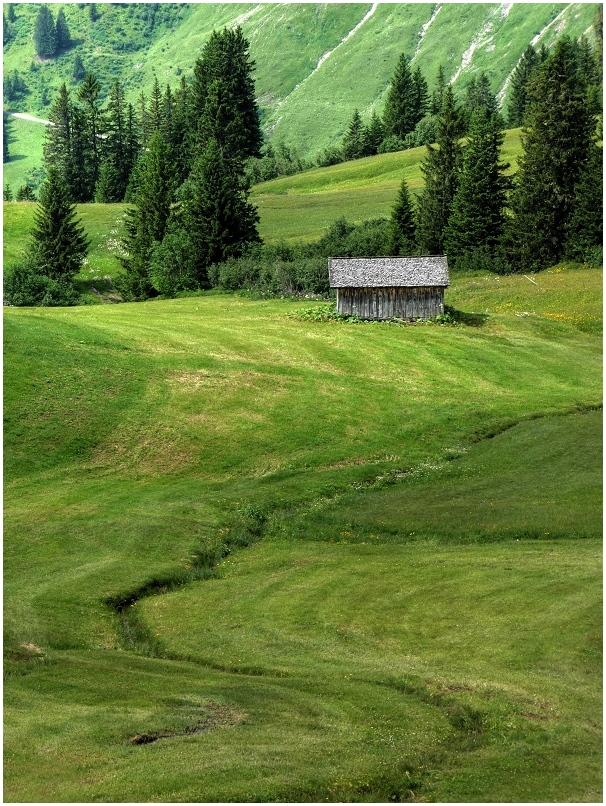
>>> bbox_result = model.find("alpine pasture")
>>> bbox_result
[4,170,602,800]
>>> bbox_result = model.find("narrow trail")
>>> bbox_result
[276,3,379,111]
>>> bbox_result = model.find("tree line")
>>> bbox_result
[4,27,602,306]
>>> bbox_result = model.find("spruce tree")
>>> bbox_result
[3,112,12,163]
[507,45,542,127]
[388,178,417,256]
[55,8,71,51]
[564,141,603,262]
[444,109,511,269]
[190,26,262,164]
[119,131,173,300]
[7,4,16,23]
[97,80,130,202]
[383,53,417,140]
[411,66,429,128]
[72,53,86,83]
[77,72,103,200]
[34,5,57,58]
[362,110,385,157]
[43,83,75,193]
[184,138,260,286]
[507,36,596,272]
[416,86,462,255]
[430,65,446,115]
[29,166,89,281]
[341,110,365,161]
[4,183,13,201]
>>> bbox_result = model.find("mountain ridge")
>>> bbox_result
[3,2,600,161]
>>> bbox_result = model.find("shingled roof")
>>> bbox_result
[328,256,449,288]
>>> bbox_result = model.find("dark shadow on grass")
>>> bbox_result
[444,304,488,327]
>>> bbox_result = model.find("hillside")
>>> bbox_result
[4,264,602,801]
[3,2,600,167]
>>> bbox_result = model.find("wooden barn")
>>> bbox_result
[328,255,450,321]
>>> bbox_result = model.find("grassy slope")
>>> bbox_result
[4,262,602,802]
[3,127,524,262]
[2,2,598,190]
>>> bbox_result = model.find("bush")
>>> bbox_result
[450,246,513,275]
[378,135,406,154]
[149,231,199,296]
[404,116,437,148]
[4,260,80,307]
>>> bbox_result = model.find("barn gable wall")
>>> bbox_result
[337,286,445,321]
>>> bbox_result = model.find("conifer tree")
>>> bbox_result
[507,45,542,127]
[411,66,429,128]
[564,141,603,262]
[29,166,89,281]
[4,183,13,201]
[431,65,446,115]
[72,53,86,83]
[341,110,365,161]
[362,110,385,157]
[383,53,417,140]
[388,178,417,256]
[97,80,131,202]
[7,4,16,23]
[34,5,57,58]
[55,8,71,51]
[184,138,260,286]
[444,109,510,268]
[3,112,12,163]
[77,72,103,199]
[190,26,262,164]
[43,83,75,193]
[119,131,173,299]
[416,86,462,255]
[507,37,596,272]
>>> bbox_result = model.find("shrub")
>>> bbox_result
[149,230,199,296]
[4,260,80,307]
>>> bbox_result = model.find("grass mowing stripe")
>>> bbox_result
[4,266,602,802]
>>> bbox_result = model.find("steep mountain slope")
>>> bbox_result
[3,2,599,162]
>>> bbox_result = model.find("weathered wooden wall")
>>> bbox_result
[336,286,445,320]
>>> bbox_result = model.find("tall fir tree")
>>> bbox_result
[28,166,90,281]
[411,66,429,128]
[444,109,511,268]
[382,53,417,140]
[507,45,543,127]
[190,26,262,165]
[184,137,260,286]
[119,131,173,300]
[362,110,385,156]
[507,36,596,272]
[388,178,417,256]
[43,83,76,194]
[416,86,462,255]
[96,80,131,202]
[34,5,57,58]
[430,65,447,115]
[55,8,71,51]
[564,140,603,261]
[77,72,103,200]
[341,109,365,161]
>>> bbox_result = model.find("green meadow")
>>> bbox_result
[4,253,602,800]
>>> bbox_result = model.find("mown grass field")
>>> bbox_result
[4,254,602,801]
